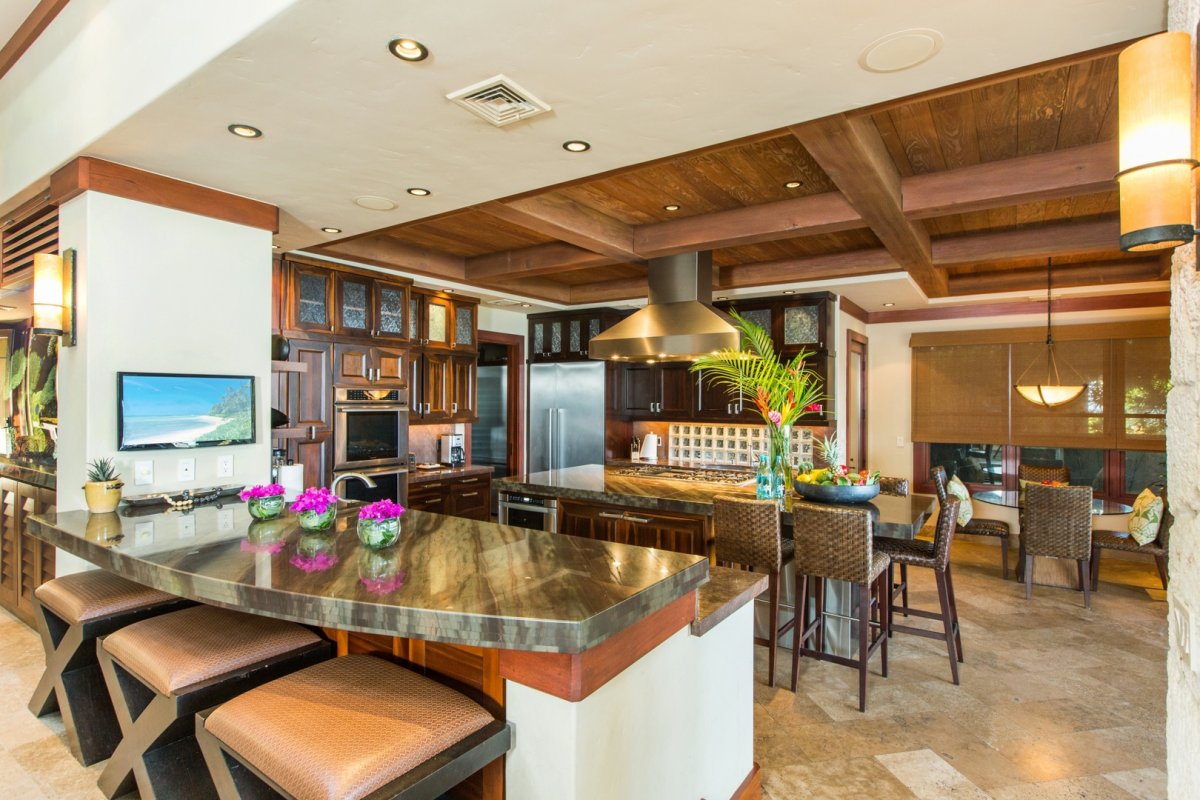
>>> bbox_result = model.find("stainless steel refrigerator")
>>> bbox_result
[528,362,606,472]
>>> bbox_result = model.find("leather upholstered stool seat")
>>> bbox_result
[196,654,513,800]
[97,604,331,800]
[28,570,188,766]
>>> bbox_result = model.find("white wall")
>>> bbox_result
[478,305,527,338]
[56,192,273,518]
[0,0,299,207]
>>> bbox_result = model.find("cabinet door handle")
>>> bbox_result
[459,478,479,484]
[726,403,731,414]
[598,511,626,520]
[452,402,458,413]
[424,403,431,414]
[308,426,316,440]
[461,492,479,498]
[622,514,652,524]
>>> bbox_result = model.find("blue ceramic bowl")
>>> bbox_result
[793,481,881,504]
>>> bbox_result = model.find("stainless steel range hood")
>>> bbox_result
[588,251,739,362]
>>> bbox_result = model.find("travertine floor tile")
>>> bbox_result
[875,749,991,800]
[1102,767,1168,800]
[987,774,1140,799]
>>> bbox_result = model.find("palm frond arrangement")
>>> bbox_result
[689,311,825,428]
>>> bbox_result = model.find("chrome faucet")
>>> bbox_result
[330,472,378,494]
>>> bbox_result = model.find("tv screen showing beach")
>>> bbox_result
[118,373,256,450]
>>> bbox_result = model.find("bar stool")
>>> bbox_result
[712,493,794,687]
[932,466,1013,579]
[96,605,332,800]
[789,501,890,713]
[28,570,189,765]
[876,476,911,610]
[876,498,964,684]
[195,654,512,800]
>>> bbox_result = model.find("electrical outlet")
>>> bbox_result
[895,436,905,447]
[178,516,195,538]
[134,460,154,486]
[216,455,234,478]
[177,458,195,482]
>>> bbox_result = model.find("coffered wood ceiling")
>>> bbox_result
[313,43,1157,306]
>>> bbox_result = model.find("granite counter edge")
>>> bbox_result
[692,567,768,637]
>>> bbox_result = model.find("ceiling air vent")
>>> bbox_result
[446,74,551,127]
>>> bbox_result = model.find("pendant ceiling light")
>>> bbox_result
[1013,261,1087,408]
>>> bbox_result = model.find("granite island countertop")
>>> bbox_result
[495,464,936,539]
[30,502,707,654]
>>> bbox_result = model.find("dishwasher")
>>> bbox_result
[498,493,558,533]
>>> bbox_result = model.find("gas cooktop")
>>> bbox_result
[609,464,755,485]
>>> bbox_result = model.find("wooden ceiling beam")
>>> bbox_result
[633,192,863,256]
[947,258,1164,295]
[932,218,1120,265]
[465,242,617,281]
[0,0,70,82]
[480,195,641,262]
[474,275,573,304]
[904,142,1117,219]
[569,278,649,305]
[311,235,465,280]
[791,115,947,298]
[718,249,899,289]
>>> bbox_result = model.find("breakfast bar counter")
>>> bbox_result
[29,502,760,800]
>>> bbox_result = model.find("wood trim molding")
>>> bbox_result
[49,157,278,232]
[839,295,869,324]
[876,292,1170,326]
[908,317,1169,347]
[0,0,69,82]
[730,763,762,800]
[313,235,466,280]
[496,592,696,702]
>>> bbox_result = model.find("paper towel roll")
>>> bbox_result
[278,464,305,501]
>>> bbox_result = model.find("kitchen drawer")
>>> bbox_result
[408,473,491,520]
[407,480,448,514]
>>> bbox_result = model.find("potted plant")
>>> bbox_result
[83,458,124,513]
[290,486,339,531]
[240,483,287,520]
[690,311,825,494]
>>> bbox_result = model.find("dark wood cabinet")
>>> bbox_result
[409,290,478,353]
[334,274,410,342]
[280,340,334,488]
[408,473,491,521]
[0,479,56,626]
[410,351,476,424]
[529,308,621,362]
[287,264,335,334]
[450,355,477,422]
[618,363,691,419]
[333,342,408,387]
[558,499,708,557]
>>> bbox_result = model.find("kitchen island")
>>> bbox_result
[29,501,763,800]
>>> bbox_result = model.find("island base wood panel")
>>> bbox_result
[0,479,55,626]
[558,498,711,557]
[731,763,762,800]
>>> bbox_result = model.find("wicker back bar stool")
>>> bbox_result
[28,570,190,766]
[96,605,332,799]
[875,498,963,684]
[1022,483,1094,609]
[878,477,910,497]
[789,501,890,712]
[713,493,795,687]
[195,655,512,800]
[932,466,1013,579]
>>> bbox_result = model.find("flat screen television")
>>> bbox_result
[117,372,256,451]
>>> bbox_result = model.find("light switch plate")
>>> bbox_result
[1173,596,1200,674]
[177,458,195,482]
[895,436,905,447]
[216,455,234,478]
[134,460,154,486]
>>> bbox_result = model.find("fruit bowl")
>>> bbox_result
[793,481,881,504]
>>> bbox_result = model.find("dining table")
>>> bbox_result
[973,489,1133,588]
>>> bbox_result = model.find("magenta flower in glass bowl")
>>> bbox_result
[357,499,405,548]
[240,484,286,501]
[358,499,406,521]
[242,484,288,520]
[290,486,338,515]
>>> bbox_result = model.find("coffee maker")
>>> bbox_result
[438,433,465,467]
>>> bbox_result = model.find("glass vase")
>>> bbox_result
[357,517,401,549]
[247,494,285,520]
[297,505,336,531]
[768,424,793,500]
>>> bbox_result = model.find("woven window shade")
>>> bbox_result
[1117,336,1168,450]
[1010,339,1111,448]
[912,344,1009,444]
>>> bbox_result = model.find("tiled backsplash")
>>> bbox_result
[668,423,814,467]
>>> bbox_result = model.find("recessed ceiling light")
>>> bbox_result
[562,140,591,153]
[354,195,398,211]
[388,38,429,62]
[227,124,262,139]
[407,187,431,197]
[859,29,944,73]
[321,227,342,234]
[520,303,531,308]
[782,290,796,295]
[784,180,802,189]
[663,204,681,212]
[440,288,453,293]
[882,302,896,307]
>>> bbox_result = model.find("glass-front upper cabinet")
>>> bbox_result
[408,290,477,351]
[288,265,335,333]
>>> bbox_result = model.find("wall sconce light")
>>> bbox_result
[32,249,76,346]
[1117,31,1197,252]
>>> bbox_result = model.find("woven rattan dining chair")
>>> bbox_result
[712,494,795,688]
[1022,483,1094,609]
[932,466,1013,579]
[878,477,910,497]
[876,498,964,685]
[1018,463,1071,485]
[789,501,890,713]
[1091,493,1171,591]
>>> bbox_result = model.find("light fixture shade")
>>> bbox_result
[1014,383,1086,408]
[1117,32,1197,252]
[32,252,64,336]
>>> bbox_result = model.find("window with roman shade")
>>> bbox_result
[909,321,1167,452]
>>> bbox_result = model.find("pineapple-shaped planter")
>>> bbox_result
[83,458,124,513]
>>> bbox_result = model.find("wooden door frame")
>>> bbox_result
[846,330,868,472]
[469,330,526,477]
